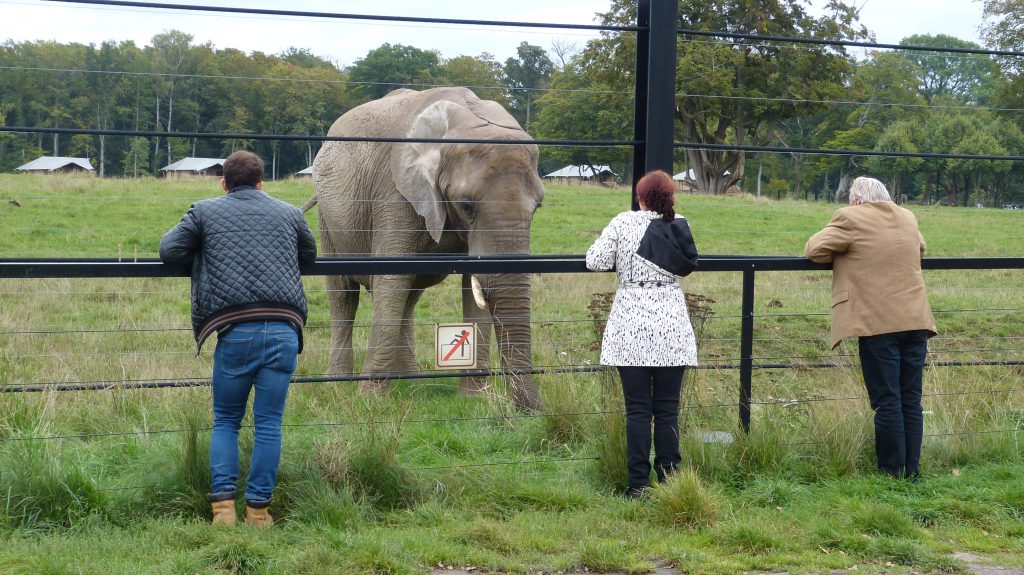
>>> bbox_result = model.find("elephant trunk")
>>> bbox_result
[476,272,540,411]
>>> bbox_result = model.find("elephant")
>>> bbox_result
[308,87,544,411]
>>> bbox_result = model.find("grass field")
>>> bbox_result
[0,174,1022,574]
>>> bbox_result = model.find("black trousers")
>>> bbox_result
[617,366,686,490]
[858,330,929,478]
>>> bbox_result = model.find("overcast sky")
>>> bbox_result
[0,0,989,67]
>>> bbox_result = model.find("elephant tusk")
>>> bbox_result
[471,275,488,310]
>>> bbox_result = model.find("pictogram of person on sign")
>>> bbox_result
[445,330,471,359]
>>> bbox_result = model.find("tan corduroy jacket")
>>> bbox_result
[805,201,937,349]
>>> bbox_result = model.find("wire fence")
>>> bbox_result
[1,2,1022,502]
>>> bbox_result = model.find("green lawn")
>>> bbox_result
[0,175,1021,574]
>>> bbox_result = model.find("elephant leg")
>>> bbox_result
[326,274,359,377]
[361,274,416,395]
[459,273,493,396]
[397,286,425,373]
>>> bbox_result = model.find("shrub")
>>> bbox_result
[649,467,723,528]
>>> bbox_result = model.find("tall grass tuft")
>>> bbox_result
[925,370,1024,467]
[725,420,796,481]
[147,406,212,519]
[282,474,364,530]
[851,502,919,538]
[576,539,652,574]
[316,399,422,511]
[200,534,270,575]
[648,467,723,528]
[592,371,628,492]
[0,439,105,529]
[0,395,45,439]
[805,396,873,479]
[539,369,597,448]
[740,476,810,509]
[713,514,790,554]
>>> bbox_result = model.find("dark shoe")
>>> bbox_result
[624,486,649,500]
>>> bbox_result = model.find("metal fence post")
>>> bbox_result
[631,0,678,210]
[740,267,755,433]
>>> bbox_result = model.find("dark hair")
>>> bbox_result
[223,150,264,189]
[636,170,675,222]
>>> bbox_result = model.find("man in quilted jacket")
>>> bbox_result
[160,150,316,526]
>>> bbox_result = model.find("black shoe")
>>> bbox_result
[624,486,649,500]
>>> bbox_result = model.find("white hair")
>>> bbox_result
[850,176,892,203]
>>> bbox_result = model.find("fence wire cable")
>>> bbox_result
[4,387,1022,443]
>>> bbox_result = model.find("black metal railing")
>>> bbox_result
[4,255,1022,432]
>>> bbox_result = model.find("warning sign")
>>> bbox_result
[435,323,477,369]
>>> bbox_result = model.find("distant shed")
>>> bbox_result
[543,165,617,186]
[673,168,737,193]
[160,157,225,179]
[294,166,314,178]
[15,156,95,175]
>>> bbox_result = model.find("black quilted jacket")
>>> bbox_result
[159,186,317,351]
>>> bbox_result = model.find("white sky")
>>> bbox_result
[0,0,988,67]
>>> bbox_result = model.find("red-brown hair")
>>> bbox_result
[636,170,675,222]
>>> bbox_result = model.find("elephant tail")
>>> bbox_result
[300,195,318,213]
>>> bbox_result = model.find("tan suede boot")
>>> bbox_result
[211,500,236,526]
[244,505,273,528]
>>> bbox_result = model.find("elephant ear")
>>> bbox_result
[392,100,457,244]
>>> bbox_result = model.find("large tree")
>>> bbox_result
[347,43,442,102]
[896,34,999,104]
[582,0,867,195]
[818,51,926,202]
[532,60,632,176]
[440,53,508,106]
[502,42,554,131]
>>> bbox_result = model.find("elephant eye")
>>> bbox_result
[457,200,476,218]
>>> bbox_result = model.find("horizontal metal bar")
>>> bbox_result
[44,0,641,32]
[0,126,636,148]
[2,255,1023,279]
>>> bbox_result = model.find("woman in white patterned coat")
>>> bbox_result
[586,170,699,498]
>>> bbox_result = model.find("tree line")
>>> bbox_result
[3,0,1024,205]
[0,32,550,181]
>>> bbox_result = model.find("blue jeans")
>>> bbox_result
[858,330,929,478]
[209,321,298,504]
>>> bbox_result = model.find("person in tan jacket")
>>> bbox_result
[805,176,936,480]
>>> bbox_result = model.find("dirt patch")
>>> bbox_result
[432,564,679,568]
[953,552,1024,575]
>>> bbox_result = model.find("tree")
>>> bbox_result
[583,0,867,195]
[122,136,150,177]
[980,1,1024,114]
[818,51,926,201]
[348,43,442,102]
[532,60,631,176]
[440,53,508,106]
[148,31,198,169]
[86,40,139,176]
[897,34,999,104]
[502,42,554,130]
[981,0,1024,72]
[864,121,923,200]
